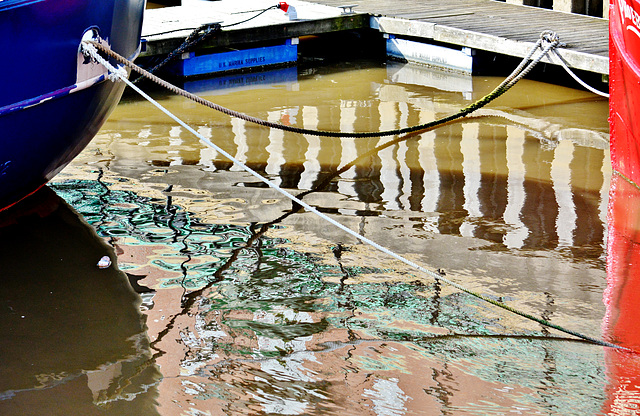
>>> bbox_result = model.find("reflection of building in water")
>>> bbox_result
[106,82,609,254]
[86,65,611,414]
[72,177,606,415]
[141,287,603,415]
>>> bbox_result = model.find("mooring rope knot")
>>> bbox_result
[537,30,608,98]
[540,30,562,47]
[79,34,629,353]
[108,64,128,82]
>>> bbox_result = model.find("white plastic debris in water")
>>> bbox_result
[97,255,111,269]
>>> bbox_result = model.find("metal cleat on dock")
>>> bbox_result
[338,4,357,14]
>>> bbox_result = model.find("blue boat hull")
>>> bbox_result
[0,0,145,211]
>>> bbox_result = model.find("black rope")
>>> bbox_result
[221,5,280,28]
[92,32,560,139]
[134,22,221,84]
[136,4,282,83]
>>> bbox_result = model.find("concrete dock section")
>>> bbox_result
[141,0,609,77]
[315,0,609,75]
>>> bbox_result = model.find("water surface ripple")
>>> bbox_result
[1,59,628,415]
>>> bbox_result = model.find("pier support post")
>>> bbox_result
[506,0,606,17]
[554,0,604,16]
[524,0,553,8]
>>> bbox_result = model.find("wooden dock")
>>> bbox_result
[313,0,609,75]
[141,1,369,58]
[141,0,609,76]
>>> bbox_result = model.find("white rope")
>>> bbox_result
[108,65,128,82]
[81,42,454,286]
[81,41,630,351]
[550,49,609,98]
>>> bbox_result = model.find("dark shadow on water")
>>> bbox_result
[0,187,160,416]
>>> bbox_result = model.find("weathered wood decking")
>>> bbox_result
[141,0,609,75]
[314,0,609,74]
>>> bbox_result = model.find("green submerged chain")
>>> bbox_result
[83,32,633,353]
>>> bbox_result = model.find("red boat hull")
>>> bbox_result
[610,0,640,185]
[606,2,640,410]
[603,174,640,414]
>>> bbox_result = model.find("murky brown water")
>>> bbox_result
[2,59,633,415]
